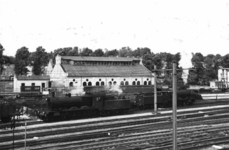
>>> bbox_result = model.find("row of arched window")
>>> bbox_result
[69,81,152,87]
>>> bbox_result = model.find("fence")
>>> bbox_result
[201,94,229,100]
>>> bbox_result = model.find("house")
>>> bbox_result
[13,75,50,92]
[210,68,229,89]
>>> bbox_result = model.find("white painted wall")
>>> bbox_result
[13,76,50,92]
[72,76,153,87]
[51,76,154,88]
[218,69,229,82]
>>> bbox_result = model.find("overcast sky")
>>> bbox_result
[1,0,229,68]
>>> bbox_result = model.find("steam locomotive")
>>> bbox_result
[36,90,202,122]
[37,92,131,122]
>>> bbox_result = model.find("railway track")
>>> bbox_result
[1,105,229,149]
[1,96,228,129]
[8,115,229,150]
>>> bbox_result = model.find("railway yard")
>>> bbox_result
[1,96,229,150]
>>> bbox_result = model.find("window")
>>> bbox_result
[88,82,92,86]
[125,81,129,85]
[120,81,124,85]
[21,83,25,87]
[101,81,105,86]
[148,81,152,85]
[96,81,100,86]
[48,81,52,88]
[42,83,45,88]
[109,81,112,85]
[144,81,147,85]
[83,82,87,86]
[113,81,117,85]
[31,83,35,86]
[137,81,140,85]
[132,81,136,85]
[69,82,73,87]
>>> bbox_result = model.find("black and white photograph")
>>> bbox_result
[1,0,229,149]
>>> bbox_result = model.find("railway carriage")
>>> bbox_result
[134,90,202,108]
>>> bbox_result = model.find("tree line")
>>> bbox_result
[0,43,228,86]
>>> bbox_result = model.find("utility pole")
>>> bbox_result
[25,121,27,150]
[153,64,194,150]
[172,63,177,150]
[154,65,157,112]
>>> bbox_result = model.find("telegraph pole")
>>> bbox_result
[25,121,27,150]
[172,63,177,150]
[153,64,193,150]
[154,65,157,112]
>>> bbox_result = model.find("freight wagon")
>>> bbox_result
[0,102,16,123]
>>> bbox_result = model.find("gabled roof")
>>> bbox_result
[17,75,50,80]
[62,64,153,77]
[61,56,140,62]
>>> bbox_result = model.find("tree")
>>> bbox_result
[0,44,4,74]
[222,54,229,68]
[3,56,15,64]
[118,47,133,57]
[190,53,205,85]
[92,49,104,56]
[173,53,181,66]
[132,47,151,57]
[32,46,49,75]
[80,47,93,56]
[14,47,30,75]
[203,54,218,83]
[104,49,119,57]
[152,53,163,70]
[53,47,72,57]
[142,53,154,71]
[67,47,79,56]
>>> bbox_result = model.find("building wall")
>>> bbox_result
[210,81,229,89]
[13,76,50,92]
[218,69,229,82]
[51,76,154,88]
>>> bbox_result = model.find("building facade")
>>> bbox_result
[50,55,154,88]
[13,75,50,92]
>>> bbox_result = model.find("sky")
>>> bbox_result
[0,0,229,68]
